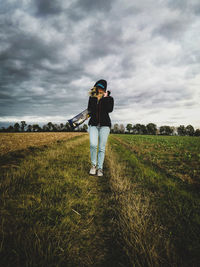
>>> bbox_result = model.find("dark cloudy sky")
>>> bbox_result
[0,0,200,128]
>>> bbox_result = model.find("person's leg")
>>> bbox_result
[89,126,98,167]
[97,126,110,170]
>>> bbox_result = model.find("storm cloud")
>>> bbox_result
[0,0,200,127]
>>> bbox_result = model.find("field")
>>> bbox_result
[0,132,83,155]
[0,133,200,267]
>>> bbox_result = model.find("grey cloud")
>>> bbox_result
[72,0,113,13]
[170,115,184,120]
[0,93,13,100]
[0,0,200,127]
[117,84,193,111]
[183,100,198,107]
[35,0,63,16]
[84,25,123,60]
[167,0,200,15]
[152,19,188,40]
[61,0,114,23]
[151,87,192,104]
[0,35,59,95]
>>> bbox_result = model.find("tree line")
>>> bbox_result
[0,121,88,133]
[0,121,200,136]
[112,123,200,136]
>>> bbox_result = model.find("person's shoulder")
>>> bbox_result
[105,93,113,99]
[103,95,113,100]
[103,96,114,104]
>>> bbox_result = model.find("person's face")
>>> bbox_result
[98,88,104,94]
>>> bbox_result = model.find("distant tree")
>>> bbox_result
[42,124,49,132]
[141,124,148,135]
[133,124,142,134]
[113,123,119,134]
[14,123,20,132]
[159,126,174,135]
[119,124,125,134]
[133,124,147,135]
[110,126,114,134]
[171,126,177,135]
[6,125,14,132]
[53,124,59,131]
[146,123,157,135]
[27,125,33,132]
[0,127,6,132]
[159,126,165,135]
[65,122,72,132]
[126,124,133,133]
[185,125,195,136]
[20,121,27,132]
[177,125,186,136]
[194,129,200,137]
[60,123,64,131]
[133,123,148,134]
[47,122,54,131]
[32,124,41,132]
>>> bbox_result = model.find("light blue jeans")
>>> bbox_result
[89,125,110,170]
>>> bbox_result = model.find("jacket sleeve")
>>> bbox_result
[87,97,92,114]
[105,97,114,113]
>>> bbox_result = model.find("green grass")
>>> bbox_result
[107,134,200,266]
[114,134,200,184]
[1,133,200,266]
[0,134,126,267]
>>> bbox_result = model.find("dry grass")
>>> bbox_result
[0,133,125,266]
[0,132,86,156]
[1,132,199,266]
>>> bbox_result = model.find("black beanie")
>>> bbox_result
[94,79,107,91]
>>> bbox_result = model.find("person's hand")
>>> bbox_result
[97,91,104,100]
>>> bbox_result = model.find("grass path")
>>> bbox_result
[0,134,127,267]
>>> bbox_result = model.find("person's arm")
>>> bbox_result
[105,97,114,113]
[87,96,96,114]
[87,96,92,114]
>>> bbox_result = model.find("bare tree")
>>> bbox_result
[119,124,125,134]
[113,123,119,133]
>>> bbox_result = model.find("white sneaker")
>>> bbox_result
[89,165,96,175]
[97,169,103,177]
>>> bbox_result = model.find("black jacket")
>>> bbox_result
[87,95,114,127]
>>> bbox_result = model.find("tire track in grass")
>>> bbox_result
[0,133,127,267]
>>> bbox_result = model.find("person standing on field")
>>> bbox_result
[87,79,114,177]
